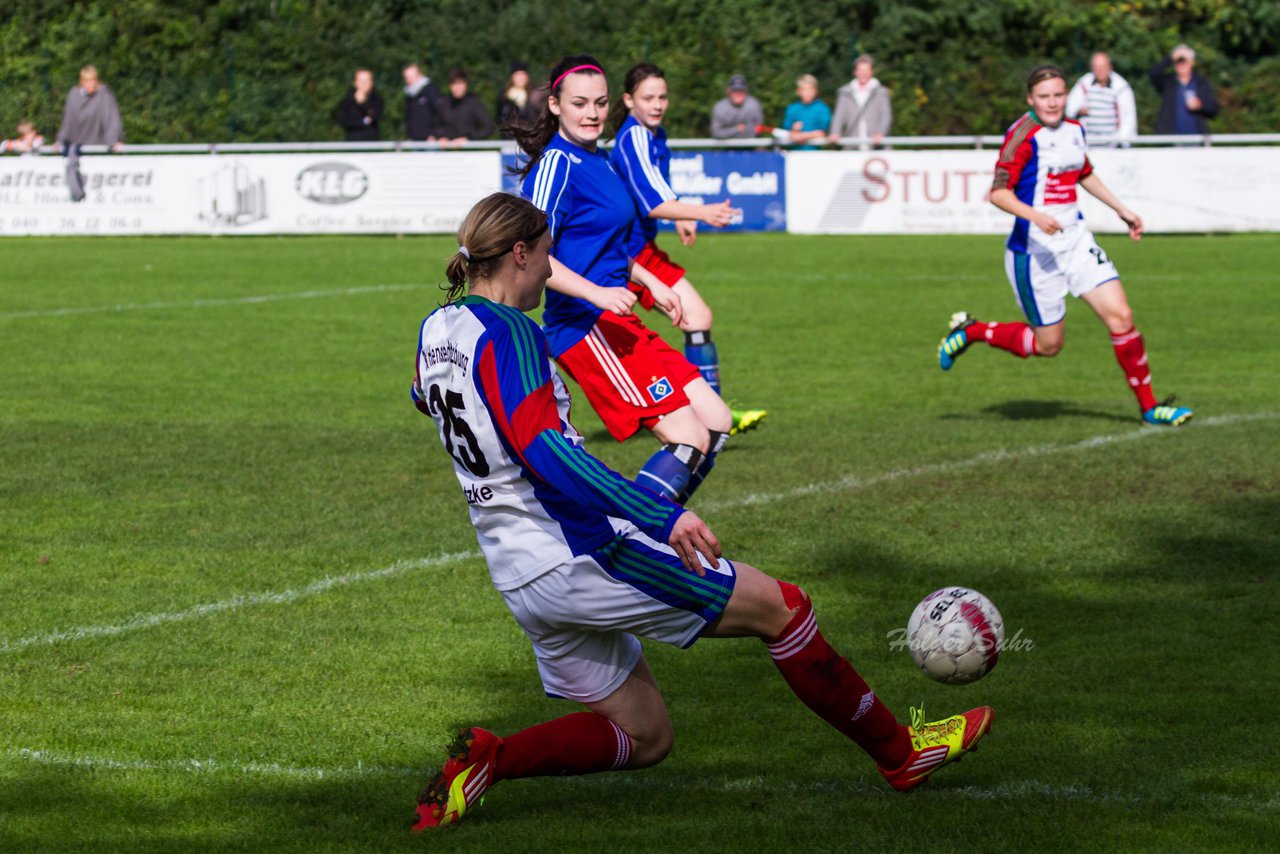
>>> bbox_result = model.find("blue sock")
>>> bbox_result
[685,330,720,395]
[636,443,703,502]
[680,431,728,503]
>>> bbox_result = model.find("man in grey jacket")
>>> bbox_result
[56,65,124,202]
[710,75,764,139]
[828,55,892,149]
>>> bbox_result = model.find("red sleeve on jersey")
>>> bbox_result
[1081,154,1094,179]
[992,118,1037,192]
[508,383,559,452]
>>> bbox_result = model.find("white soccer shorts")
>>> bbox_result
[1004,228,1120,326]
[500,526,736,704]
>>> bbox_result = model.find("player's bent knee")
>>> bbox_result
[628,719,674,768]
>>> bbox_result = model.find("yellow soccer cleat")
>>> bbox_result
[412,727,501,831]
[730,408,768,436]
[879,705,993,792]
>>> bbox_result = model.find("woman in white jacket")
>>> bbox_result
[827,55,892,149]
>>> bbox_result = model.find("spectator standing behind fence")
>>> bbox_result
[828,55,891,149]
[1066,52,1137,145]
[710,75,763,139]
[435,67,495,146]
[1149,45,1219,135]
[335,68,384,141]
[56,65,123,202]
[2,120,45,154]
[403,63,441,141]
[779,75,830,150]
[497,61,539,133]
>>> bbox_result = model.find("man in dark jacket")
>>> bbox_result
[434,67,494,145]
[403,63,441,141]
[335,68,384,141]
[1149,45,1219,135]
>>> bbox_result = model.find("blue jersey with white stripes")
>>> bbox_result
[610,116,678,254]
[521,133,640,356]
[413,294,684,591]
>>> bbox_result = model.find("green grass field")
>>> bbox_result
[2,232,1278,852]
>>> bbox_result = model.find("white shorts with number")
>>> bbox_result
[500,526,737,704]
[1005,227,1120,326]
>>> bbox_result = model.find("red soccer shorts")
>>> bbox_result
[556,311,701,442]
[627,241,687,310]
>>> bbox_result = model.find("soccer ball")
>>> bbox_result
[906,587,1004,684]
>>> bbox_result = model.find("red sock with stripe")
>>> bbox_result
[766,582,911,769]
[1110,327,1158,411]
[969,320,1037,358]
[493,712,632,780]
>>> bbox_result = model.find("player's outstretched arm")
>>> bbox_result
[547,256,637,315]
[649,199,738,228]
[1079,173,1143,240]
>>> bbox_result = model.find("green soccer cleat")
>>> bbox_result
[1142,397,1193,427]
[879,705,994,792]
[939,312,978,372]
[730,408,768,436]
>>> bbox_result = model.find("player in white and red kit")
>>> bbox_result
[409,192,994,830]
[938,65,1192,426]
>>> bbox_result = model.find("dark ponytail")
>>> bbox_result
[505,54,605,179]
[609,62,665,135]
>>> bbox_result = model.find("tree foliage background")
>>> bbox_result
[2,0,1276,143]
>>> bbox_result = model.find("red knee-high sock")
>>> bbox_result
[494,712,632,781]
[971,320,1037,358]
[1110,327,1158,411]
[766,582,911,769]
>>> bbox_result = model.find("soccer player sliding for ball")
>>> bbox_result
[409,191,993,831]
[938,65,1193,427]
[609,62,767,436]
[510,55,739,506]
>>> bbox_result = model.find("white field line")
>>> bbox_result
[700,411,1280,512]
[6,748,1277,811]
[1,411,1275,657]
[0,553,479,655]
[0,282,426,320]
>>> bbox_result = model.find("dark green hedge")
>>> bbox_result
[2,0,1276,143]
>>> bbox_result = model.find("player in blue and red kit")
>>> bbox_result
[610,62,767,435]
[408,192,994,830]
[510,55,736,504]
[938,65,1192,426]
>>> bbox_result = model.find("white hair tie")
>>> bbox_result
[458,246,471,260]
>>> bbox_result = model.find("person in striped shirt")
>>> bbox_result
[937,65,1192,427]
[609,62,767,436]
[409,191,994,830]
[1066,52,1138,146]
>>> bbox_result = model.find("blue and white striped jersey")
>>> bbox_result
[521,134,640,356]
[610,115,678,253]
[413,294,684,591]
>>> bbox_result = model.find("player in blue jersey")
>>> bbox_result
[409,192,994,830]
[610,62,767,436]
[509,55,736,505]
[938,66,1192,426]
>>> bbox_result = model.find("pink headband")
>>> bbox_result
[552,64,604,90]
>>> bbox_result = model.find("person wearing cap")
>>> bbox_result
[710,75,764,139]
[1148,44,1219,135]
[497,60,541,132]
[434,66,496,145]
